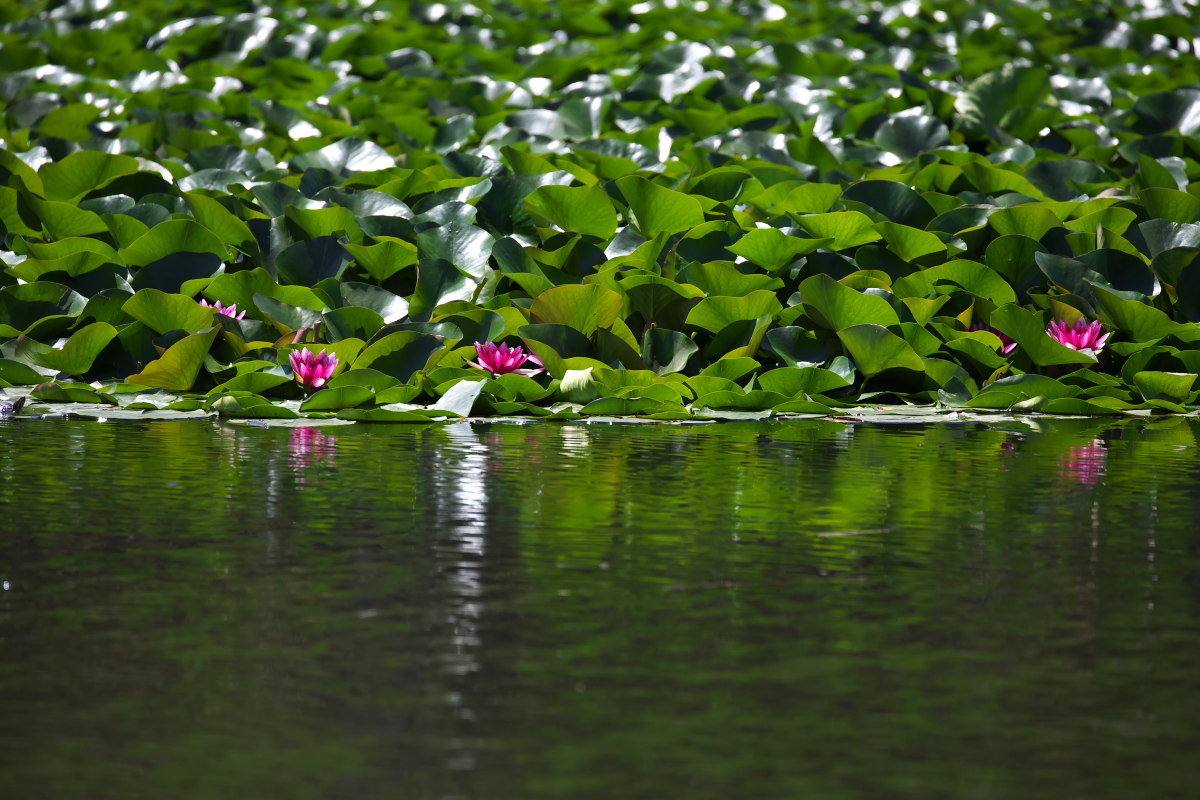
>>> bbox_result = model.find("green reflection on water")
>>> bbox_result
[1,417,1198,799]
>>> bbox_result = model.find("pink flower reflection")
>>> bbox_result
[289,426,337,482]
[1059,439,1106,485]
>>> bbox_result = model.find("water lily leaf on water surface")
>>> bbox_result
[525,184,618,241]
[841,181,937,229]
[350,331,444,383]
[122,289,218,336]
[126,326,220,392]
[336,407,440,423]
[757,366,852,397]
[791,212,882,250]
[212,393,300,419]
[727,228,829,273]
[321,307,387,342]
[1139,188,1200,226]
[615,176,706,238]
[529,284,624,336]
[39,151,141,203]
[875,222,947,263]
[31,381,113,404]
[130,252,225,295]
[343,239,419,282]
[0,359,46,386]
[966,374,1078,409]
[0,283,87,338]
[837,325,925,377]
[685,291,783,335]
[432,378,486,417]
[1088,283,1186,342]
[209,372,294,396]
[1132,371,1197,404]
[799,274,899,331]
[299,385,375,412]
[13,322,118,377]
[5,0,1200,421]
[119,220,231,267]
[275,237,354,287]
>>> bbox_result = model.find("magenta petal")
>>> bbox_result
[291,348,339,390]
[472,341,539,376]
[1047,318,1107,353]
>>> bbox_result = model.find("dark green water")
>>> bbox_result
[2,416,1199,799]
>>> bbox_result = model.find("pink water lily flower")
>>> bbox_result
[200,299,247,320]
[467,342,544,377]
[1047,318,1109,354]
[290,348,338,391]
[969,323,1017,354]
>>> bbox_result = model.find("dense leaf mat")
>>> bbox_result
[2,0,1200,421]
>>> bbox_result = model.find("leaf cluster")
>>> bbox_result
[4,0,1200,420]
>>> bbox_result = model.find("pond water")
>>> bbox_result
[1,416,1199,799]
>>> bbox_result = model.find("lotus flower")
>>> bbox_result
[969,323,1017,354]
[290,348,338,391]
[1047,318,1109,354]
[467,342,544,377]
[200,299,247,320]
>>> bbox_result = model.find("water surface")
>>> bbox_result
[2,417,1199,799]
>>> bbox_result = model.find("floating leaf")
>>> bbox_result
[686,291,782,334]
[1132,371,1196,404]
[529,284,624,336]
[119,220,229,267]
[351,331,445,383]
[791,211,882,250]
[837,325,925,376]
[800,274,899,331]
[728,228,828,273]
[15,322,117,376]
[127,326,220,391]
[616,175,705,237]
[525,184,618,240]
[299,385,375,412]
[123,289,216,335]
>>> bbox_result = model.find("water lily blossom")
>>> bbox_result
[467,342,544,377]
[290,348,338,391]
[969,323,1017,354]
[200,299,247,320]
[1047,318,1109,354]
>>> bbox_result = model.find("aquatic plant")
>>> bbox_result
[1047,320,1110,355]
[969,324,1017,355]
[290,350,338,392]
[200,300,247,320]
[2,0,1200,421]
[468,343,544,378]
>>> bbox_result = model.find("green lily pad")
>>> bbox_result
[837,325,925,376]
[529,284,624,336]
[800,274,899,331]
[525,183,618,240]
[299,385,375,411]
[127,326,220,391]
[615,175,705,237]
